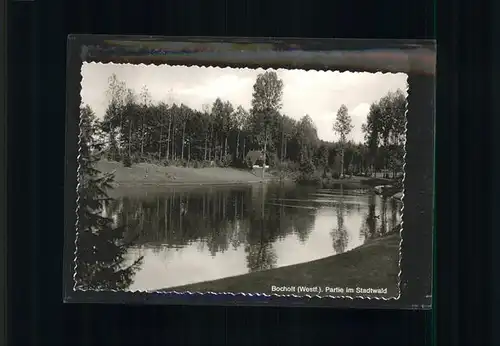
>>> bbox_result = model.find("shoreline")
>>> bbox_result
[112,179,273,188]
[98,160,402,200]
[98,160,280,186]
[153,230,401,297]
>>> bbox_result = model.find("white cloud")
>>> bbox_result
[81,63,407,143]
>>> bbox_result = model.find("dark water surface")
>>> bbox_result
[102,183,402,291]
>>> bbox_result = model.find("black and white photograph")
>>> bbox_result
[74,61,407,299]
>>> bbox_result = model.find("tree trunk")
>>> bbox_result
[224,136,228,158]
[128,122,132,158]
[209,125,214,161]
[119,114,124,158]
[204,135,208,161]
[242,137,246,161]
[340,146,345,178]
[261,133,267,179]
[171,128,176,161]
[188,141,191,163]
[281,117,285,163]
[220,135,224,160]
[348,154,354,175]
[214,138,218,161]
[181,122,186,160]
[166,117,171,160]
[140,116,144,156]
[236,131,240,160]
[158,125,163,160]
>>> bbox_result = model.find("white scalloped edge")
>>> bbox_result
[73,60,408,302]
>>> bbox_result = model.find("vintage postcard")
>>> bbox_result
[64,36,435,309]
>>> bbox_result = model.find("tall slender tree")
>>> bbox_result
[234,105,249,161]
[333,104,354,178]
[249,71,284,178]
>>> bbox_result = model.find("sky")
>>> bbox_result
[81,63,407,143]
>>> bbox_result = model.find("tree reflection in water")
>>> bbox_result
[360,194,403,242]
[245,184,278,272]
[108,184,323,274]
[102,182,402,283]
[330,185,349,254]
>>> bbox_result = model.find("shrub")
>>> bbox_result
[106,150,121,162]
[220,154,233,167]
[255,158,265,167]
[295,159,318,185]
[231,158,249,169]
[270,153,281,168]
[123,155,132,168]
[299,159,315,176]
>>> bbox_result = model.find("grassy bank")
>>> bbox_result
[96,160,276,186]
[156,231,401,298]
[95,160,397,191]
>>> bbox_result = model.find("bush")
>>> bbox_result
[106,151,121,162]
[296,175,322,187]
[231,158,249,169]
[321,178,336,189]
[270,153,281,168]
[123,155,132,167]
[220,154,233,167]
[295,159,318,185]
[299,159,315,176]
[255,158,265,167]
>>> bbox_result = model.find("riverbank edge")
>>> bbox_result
[153,230,401,297]
[98,160,397,191]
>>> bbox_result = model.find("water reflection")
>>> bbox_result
[93,183,402,291]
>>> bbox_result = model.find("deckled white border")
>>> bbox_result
[73,61,408,301]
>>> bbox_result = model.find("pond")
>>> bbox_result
[100,183,402,291]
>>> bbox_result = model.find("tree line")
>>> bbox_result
[81,70,407,181]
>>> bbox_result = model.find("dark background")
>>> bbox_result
[4,0,493,345]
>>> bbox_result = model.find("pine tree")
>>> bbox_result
[75,105,143,291]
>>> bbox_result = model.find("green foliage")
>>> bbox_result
[122,154,132,167]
